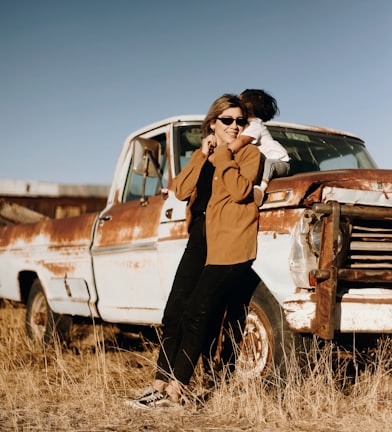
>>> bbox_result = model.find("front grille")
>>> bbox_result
[347,220,392,269]
[312,203,392,288]
[338,210,392,288]
[312,202,392,339]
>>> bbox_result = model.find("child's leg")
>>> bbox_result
[260,159,290,187]
[253,159,271,206]
[270,160,290,178]
[253,160,290,206]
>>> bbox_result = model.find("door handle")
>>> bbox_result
[99,215,112,221]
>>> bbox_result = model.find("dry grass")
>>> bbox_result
[1,301,392,432]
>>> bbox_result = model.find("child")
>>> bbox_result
[229,89,290,206]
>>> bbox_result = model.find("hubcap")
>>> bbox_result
[236,307,272,377]
[30,291,47,340]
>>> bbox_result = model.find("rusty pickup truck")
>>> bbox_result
[1,115,391,375]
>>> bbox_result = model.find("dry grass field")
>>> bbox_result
[1,300,392,432]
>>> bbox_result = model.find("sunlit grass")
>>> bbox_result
[1,300,391,431]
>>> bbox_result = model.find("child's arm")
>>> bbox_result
[228,134,254,154]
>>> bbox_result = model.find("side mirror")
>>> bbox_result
[133,137,161,177]
[132,138,166,205]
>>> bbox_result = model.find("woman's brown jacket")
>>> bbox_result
[173,144,261,265]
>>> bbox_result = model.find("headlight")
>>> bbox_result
[308,219,344,256]
[308,220,323,256]
[289,211,318,289]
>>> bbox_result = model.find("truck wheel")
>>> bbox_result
[236,282,307,379]
[26,279,71,345]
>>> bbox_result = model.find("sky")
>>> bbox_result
[1,0,391,186]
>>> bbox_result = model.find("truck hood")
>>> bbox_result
[263,169,392,209]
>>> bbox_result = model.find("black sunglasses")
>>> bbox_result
[217,117,247,127]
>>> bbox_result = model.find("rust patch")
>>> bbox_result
[46,213,99,246]
[267,169,392,209]
[314,202,340,340]
[258,208,303,234]
[94,195,164,248]
[0,212,97,252]
[165,221,188,240]
[339,296,392,304]
[339,269,392,283]
[41,262,78,277]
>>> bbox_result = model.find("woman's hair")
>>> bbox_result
[240,89,279,122]
[201,93,248,137]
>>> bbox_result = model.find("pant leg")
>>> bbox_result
[172,261,253,385]
[155,216,207,382]
[202,267,260,373]
[218,268,261,368]
[263,159,290,182]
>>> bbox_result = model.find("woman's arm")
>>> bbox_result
[213,145,261,202]
[173,148,208,201]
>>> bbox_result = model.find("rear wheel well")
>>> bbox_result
[18,271,38,305]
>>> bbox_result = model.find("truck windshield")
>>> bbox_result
[268,125,377,174]
[174,123,377,175]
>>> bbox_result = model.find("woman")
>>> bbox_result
[126,94,261,409]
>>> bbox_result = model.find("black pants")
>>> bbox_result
[204,266,261,372]
[155,215,207,382]
[172,260,253,384]
[155,215,255,384]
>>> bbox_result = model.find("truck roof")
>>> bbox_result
[126,114,362,142]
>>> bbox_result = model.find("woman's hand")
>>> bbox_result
[202,134,217,156]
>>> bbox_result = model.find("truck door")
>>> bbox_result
[91,137,167,325]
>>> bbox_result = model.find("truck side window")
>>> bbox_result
[173,125,202,175]
[123,136,166,202]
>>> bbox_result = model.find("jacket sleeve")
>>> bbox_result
[172,148,208,201]
[213,145,261,203]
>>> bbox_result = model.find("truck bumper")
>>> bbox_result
[283,289,392,334]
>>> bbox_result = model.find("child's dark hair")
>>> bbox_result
[240,89,279,122]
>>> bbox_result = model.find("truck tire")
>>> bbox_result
[25,279,71,346]
[236,281,308,379]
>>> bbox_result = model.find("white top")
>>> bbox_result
[243,118,290,162]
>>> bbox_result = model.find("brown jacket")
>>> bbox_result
[173,144,261,265]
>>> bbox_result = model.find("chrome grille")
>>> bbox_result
[346,221,392,269]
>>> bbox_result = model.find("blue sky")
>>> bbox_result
[1,0,391,185]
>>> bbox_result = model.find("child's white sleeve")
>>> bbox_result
[241,119,262,145]
[259,122,276,146]
[260,122,290,161]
